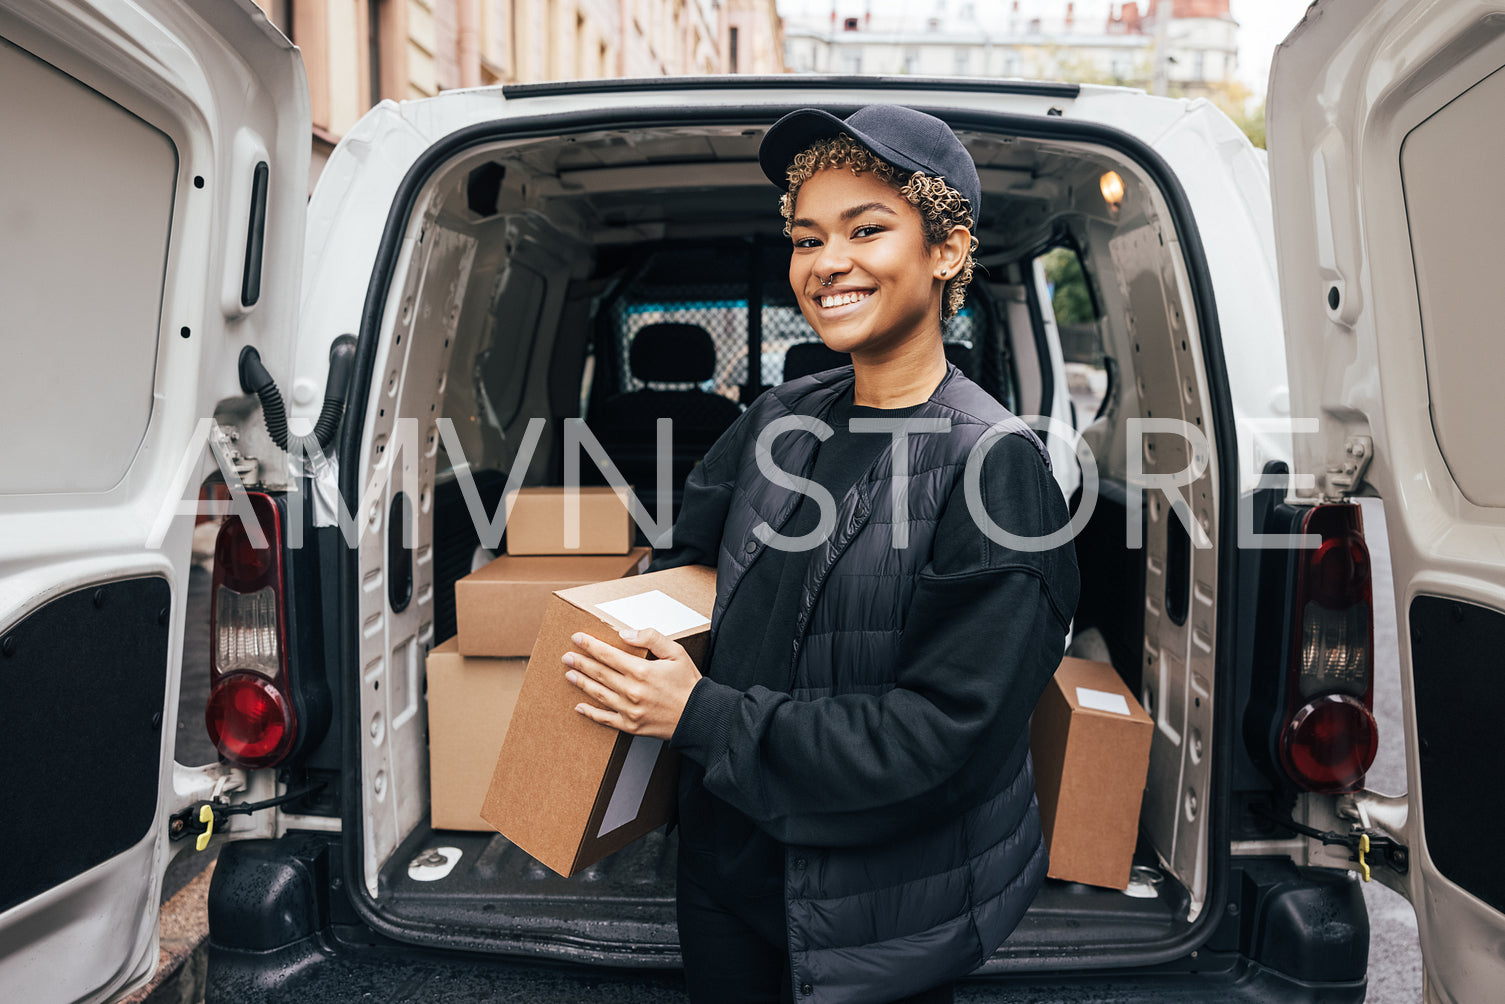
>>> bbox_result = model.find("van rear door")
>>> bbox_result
[1268,1,1505,999]
[0,0,307,999]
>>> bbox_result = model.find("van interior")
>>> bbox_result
[316,118,1225,970]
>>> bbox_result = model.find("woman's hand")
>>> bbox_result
[563,628,702,741]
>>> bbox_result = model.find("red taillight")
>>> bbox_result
[207,492,296,768]
[215,509,275,592]
[1278,504,1378,793]
[206,671,294,766]
[1282,694,1379,793]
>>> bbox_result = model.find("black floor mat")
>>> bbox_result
[376,820,1189,962]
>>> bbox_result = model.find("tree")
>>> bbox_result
[1201,80,1266,149]
[1042,247,1094,327]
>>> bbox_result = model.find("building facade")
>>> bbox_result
[782,0,1236,95]
[250,0,784,185]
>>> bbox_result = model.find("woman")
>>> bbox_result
[561,105,1080,1004]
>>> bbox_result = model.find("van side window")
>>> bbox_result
[1039,245,1110,428]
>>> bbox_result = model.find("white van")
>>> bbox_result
[1,0,1501,1000]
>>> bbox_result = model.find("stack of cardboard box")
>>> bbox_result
[426,485,718,878]
[426,486,646,830]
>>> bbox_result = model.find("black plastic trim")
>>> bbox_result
[274,493,333,766]
[502,74,1082,101]
[335,102,1242,973]
[0,576,171,913]
[241,161,269,307]
[1412,594,1505,913]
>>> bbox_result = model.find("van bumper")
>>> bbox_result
[205,837,1367,1003]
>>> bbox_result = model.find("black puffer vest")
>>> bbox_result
[690,362,1052,1003]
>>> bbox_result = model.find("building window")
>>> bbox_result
[840,50,862,74]
[1194,51,1206,80]
[1003,52,1018,76]
[954,49,971,75]
[902,48,918,74]
[729,26,739,72]
[844,17,859,31]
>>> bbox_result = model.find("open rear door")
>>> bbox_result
[1269,1,1505,1000]
[0,1,307,999]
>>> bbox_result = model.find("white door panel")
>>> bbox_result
[1268,2,1505,999]
[0,1,307,999]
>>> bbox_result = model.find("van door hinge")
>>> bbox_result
[1321,435,1373,499]
[211,423,260,488]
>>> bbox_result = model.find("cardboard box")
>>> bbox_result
[504,485,635,555]
[425,638,529,831]
[1029,657,1154,890]
[455,547,651,657]
[480,564,717,877]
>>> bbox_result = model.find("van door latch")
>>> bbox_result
[168,780,329,847]
[1253,803,1409,877]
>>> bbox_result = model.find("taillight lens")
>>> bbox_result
[1282,694,1379,793]
[1279,504,1378,793]
[207,492,296,768]
[214,585,280,676]
[206,671,294,765]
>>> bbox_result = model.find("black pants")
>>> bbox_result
[676,854,955,1004]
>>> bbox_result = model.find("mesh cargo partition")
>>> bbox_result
[603,243,991,407]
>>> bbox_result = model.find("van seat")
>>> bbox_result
[780,340,980,383]
[588,323,743,520]
[782,341,850,382]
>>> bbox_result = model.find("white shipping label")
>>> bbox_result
[597,735,664,838]
[1076,686,1132,716]
[595,589,710,636]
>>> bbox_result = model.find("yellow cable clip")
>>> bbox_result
[196,804,215,852]
[1356,833,1371,883]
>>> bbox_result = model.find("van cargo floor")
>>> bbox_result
[376,822,1191,963]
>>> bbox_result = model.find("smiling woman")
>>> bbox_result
[559,104,1081,1004]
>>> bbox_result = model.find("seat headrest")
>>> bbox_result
[630,323,717,383]
[782,341,851,383]
[943,340,975,376]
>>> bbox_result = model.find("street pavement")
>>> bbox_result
[1355,499,1424,1002]
[161,565,220,905]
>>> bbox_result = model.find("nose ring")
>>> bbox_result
[819,274,833,287]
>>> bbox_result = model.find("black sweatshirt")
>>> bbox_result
[656,386,1079,899]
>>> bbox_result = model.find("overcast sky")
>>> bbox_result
[775,0,1315,97]
[1228,0,1313,94]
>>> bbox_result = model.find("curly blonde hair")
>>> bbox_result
[779,133,978,320]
